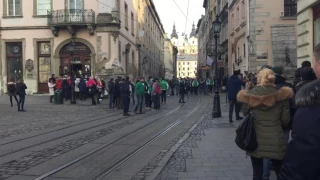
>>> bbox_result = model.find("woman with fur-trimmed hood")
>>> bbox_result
[237,68,294,179]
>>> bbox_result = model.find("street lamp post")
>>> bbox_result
[68,40,76,104]
[212,15,222,118]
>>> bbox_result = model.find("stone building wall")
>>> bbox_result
[271,25,297,79]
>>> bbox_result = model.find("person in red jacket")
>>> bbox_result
[86,77,97,105]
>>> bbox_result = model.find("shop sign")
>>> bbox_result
[25,59,34,72]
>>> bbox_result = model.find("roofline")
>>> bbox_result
[203,0,208,8]
[149,0,166,33]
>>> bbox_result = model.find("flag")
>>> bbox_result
[206,56,213,66]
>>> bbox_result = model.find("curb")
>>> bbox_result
[146,113,209,180]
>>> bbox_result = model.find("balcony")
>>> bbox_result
[48,9,96,37]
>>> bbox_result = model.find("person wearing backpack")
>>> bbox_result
[237,68,293,179]
[160,78,169,104]
[192,78,199,95]
[152,78,161,110]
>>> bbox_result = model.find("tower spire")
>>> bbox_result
[190,21,196,38]
[171,22,178,39]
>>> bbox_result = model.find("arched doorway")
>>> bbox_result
[59,42,92,77]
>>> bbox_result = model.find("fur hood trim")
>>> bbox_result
[237,87,294,107]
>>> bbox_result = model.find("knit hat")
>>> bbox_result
[260,64,272,70]
[300,67,316,81]
[272,66,284,76]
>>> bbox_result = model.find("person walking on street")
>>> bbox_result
[237,68,293,180]
[179,78,186,103]
[16,80,27,112]
[78,77,87,101]
[48,79,56,103]
[160,78,169,104]
[74,77,80,100]
[101,78,106,98]
[227,70,244,122]
[134,77,145,114]
[7,78,18,107]
[108,78,115,109]
[121,77,132,116]
[175,78,180,96]
[294,67,316,93]
[279,45,320,180]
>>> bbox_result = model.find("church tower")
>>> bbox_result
[171,23,178,39]
[190,22,196,38]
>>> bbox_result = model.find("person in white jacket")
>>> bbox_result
[74,77,80,100]
[48,79,56,103]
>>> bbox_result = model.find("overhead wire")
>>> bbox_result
[184,0,190,35]
[172,0,193,25]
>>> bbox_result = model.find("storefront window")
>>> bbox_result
[38,42,51,83]
[6,42,23,81]
[314,4,320,48]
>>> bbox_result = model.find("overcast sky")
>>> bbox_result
[153,0,205,37]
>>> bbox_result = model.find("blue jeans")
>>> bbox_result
[263,159,271,180]
[109,94,114,108]
[134,94,144,113]
[18,95,25,111]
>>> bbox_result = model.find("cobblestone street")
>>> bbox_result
[153,97,277,180]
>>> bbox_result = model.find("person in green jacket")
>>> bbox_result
[134,77,145,114]
[237,68,293,179]
[160,79,169,104]
[192,79,199,95]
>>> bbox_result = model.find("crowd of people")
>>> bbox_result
[226,46,320,179]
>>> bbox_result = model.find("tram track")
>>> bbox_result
[33,96,201,180]
[0,97,178,159]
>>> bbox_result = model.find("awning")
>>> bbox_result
[202,66,211,70]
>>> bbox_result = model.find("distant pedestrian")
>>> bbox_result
[121,77,132,116]
[7,78,18,107]
[179,79,186,103]
[87,77,97,105]
[48,79,56,103]
[227,70,244,122]
[134,77,145,114]
[152,78,161,110]
[108,78,115,109]
[160,78,169,104]
[16,80,27,112]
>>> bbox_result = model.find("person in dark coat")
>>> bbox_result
[108,78,115,109]
[227,70,244,122]
[7,78,18,107]
[62,76,70,101]
[293,61,312,87]
[16,80,27,112]
[279,47,320,180]
[179,78,186,103]
[121,77,131,116]
[294,67,316,93]
[78,78,87,101]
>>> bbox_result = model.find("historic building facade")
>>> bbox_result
[0,0,164,95]
[171,24,198,78]
[297,0,320,67]
[164,34,176,79]
[245,0,297,77]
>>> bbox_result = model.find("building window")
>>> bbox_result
[284,0,297,16]
[68,0,83,9]
[38,42,51,83]
[7,0,22,16]
[183,62,185,65]
[132,51,135,67]
[125,3,128,29]
[236,7,240,27]
[243,44,246,57]
[37,0,51,15]
[242,0,245,20]
[131,12,134,36]
[6,42,23,81]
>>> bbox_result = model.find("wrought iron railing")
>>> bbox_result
[48,9,95,26]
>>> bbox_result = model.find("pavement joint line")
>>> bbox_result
[33,97,187,180]
[146,112,210,180]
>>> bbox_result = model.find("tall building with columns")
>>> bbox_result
[0,0,164,95]
[171,23,198,78]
